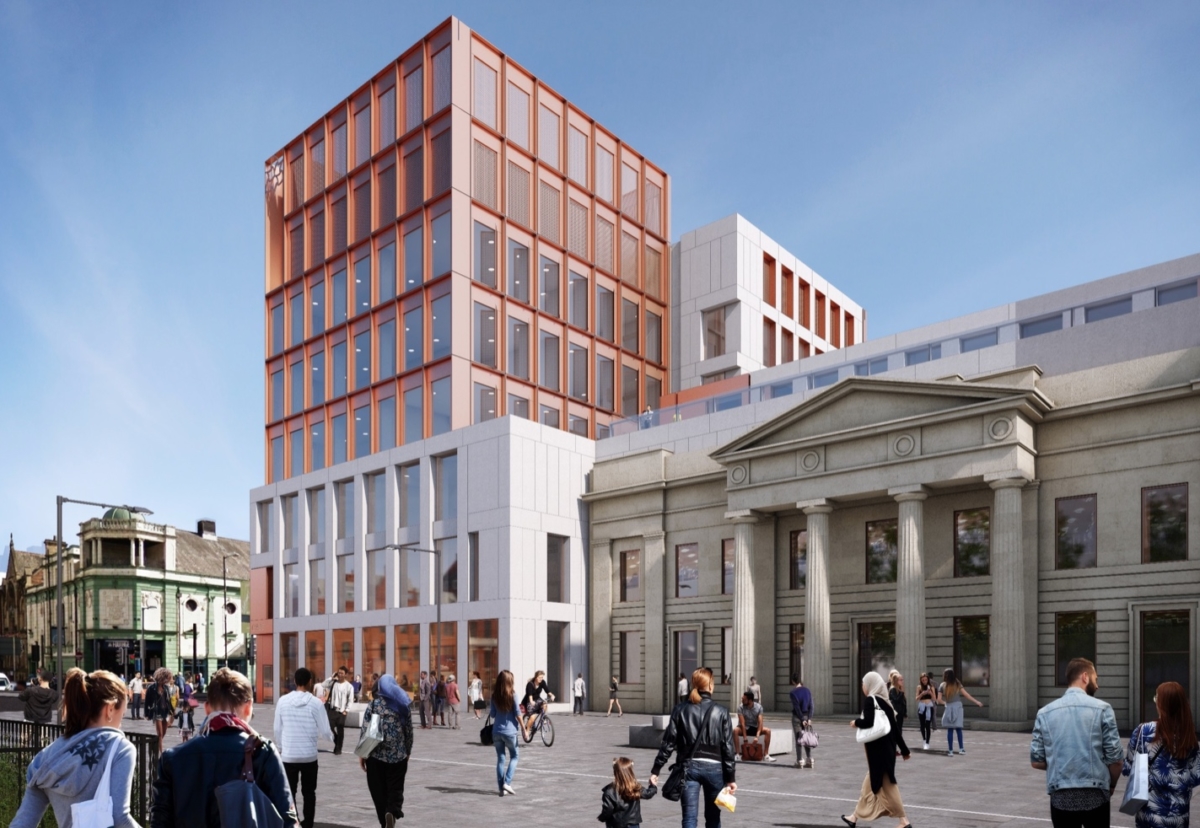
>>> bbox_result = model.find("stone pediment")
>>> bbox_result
[712,376,1052,463]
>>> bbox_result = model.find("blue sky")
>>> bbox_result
[1,1,1198,558]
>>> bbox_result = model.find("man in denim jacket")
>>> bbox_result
[1030,658,1124,828]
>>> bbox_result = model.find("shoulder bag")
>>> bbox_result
[354,706,384,759]
[661,703,717,802]
[70,738,118,828]
[1120,725,1157,816]
[800,722,819,749]
[214,731,285,828]
[856,697,892,744]
[480,713,495,746]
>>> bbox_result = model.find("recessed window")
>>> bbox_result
[539,403,558,429]
[403,226,422,291]
[378,87,396,149]
[270,435,284,483]
[904,343,941,366]
[378,396,395,451]
[403,307,422,371]
[508,240,529,303]
[270,304,284,356]
[473,222,497,288]
[546,535,568,603]
[621,365,639,416]
[354,403,371,459]
[310,350,325,406]
[332,341,347,397]
[431,212,451,276]
[431,295,451,360]
[354,330,371,390]
[539,257,560,317]
[865,519,898,584]
[620,550,641,602]
[270,369,284,422]
[290,291,305,346]
[645,375,661,412]
[645,310,662,364]
[595,146,614,203]
[789,529,807,590]
[378,319,396,379]
[538,105,559,169]
[1142,483,1188,563]
[1085,296,1132,323]
[434,453,457,522]
[309,421,325,472]
[621,163,638,218]
[954,616,990,686]
[473,382,497,423]
[568,414,588,437]
[331,412,347,465]
[568,127,587,186]
[1157,280,1197,306]
[763,319,776,368]
[507,84,528,148]
[622,299,639,353]
[290,361,304,415]
[1021,315,1063,339]
[960,330,998,353]
[619,630,640,684]
[675,630,698,682]
[403,386,422,444]
[404,147,423,212]
[675,543,699,598]
[365,470,386,535]
[366,548,386,611]
[354,254,371,316]
[474,303,497,368]
[508,317,529,379]
[568,343,588,401]
[431,376,452,436]
[354,106,371,167]
[854,357,889,377]
[1055,611,1096,685]
[398,462,419,528]
[508,394,530,420]
[722,538,734,595]
[332,124,347,179]
[1056,494,1097,569]
[811,369,838,389]
[703,307,726,359]
[432,48,450,112]
[473,59,497,128]
[332,266,347,325]
[337,553,354,613]
[954,509,990,577]
[596,285,615,342]
[595,215,614,272]
[335,478,354,540]
[596,354,615,411]
[539,331,560,391]
[569,271,588,328]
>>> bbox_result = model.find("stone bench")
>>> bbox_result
[628,714,788,757]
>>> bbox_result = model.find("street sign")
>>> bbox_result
[104,640,133,649]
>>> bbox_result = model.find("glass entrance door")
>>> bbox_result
[858,622,896,683]
[1141,610,1190,722]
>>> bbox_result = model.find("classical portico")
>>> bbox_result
[710,371,1051,724]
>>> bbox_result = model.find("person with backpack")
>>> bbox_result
[434,675,448,727]
[360,675,414,827]
[10,669,138,828]
[150,667,297,828]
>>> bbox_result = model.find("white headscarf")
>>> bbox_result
[862,672,893,710]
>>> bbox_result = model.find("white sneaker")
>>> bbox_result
[922,742,929,750]
[957,749,965,755]
[794,760,803,768]
[503,783,517,795]
[766,754,776,762]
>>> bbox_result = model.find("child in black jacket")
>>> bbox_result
[598,756,657,828]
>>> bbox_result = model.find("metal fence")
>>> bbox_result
[0,719,159,825]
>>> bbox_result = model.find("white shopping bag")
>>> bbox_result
[1119,729,1151,816]
[70,742,117,828]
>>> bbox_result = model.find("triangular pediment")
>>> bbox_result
[712,376,1050,461]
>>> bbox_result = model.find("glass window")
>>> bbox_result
[310,280,325,336]
[568,344,588,401]
[645,375,661,412]
[308,487,326,543]
[619,550,641,601]
[282,494,299,550]
[547,535,568,603]
[1141,611,1190,722]
[467,533,480,602]
[355,105,371,167]
[398,462,420,529]
[378,396,396,450]
[431,295,451,360]
[595,145,614,202]
[508,318,529,379]
[812,369,839,389]
[404,148,423,212]
[310,138,325,192]
[539,331,559,391]
[790,529,807,590]
[336,554,354,613]
[403,386,422,443]
[378,319,396,379]
[621,365,639,416]
[568,414,587,437]
[961,330,998,353]
[1020,315,1063,339]
[854,357,889,377]
[283,563,298,618]
[289,427,303,477]
[954,617,990,686]
[474,303,497,367]
[431,212,451,276]
[436,537,457,604]
[403,226,423,291]
[335,479,354,540]
[379,87,396,148]
[1158,281,1197,306]
[404,307,423,370]
[568,271,588,328]
[675,543,699,598]
[433,453,457,522]
[473,59,497,127]
[645,310,662,363]
[1056,494,1097,569]
[474,382,497,423]
[866,519,898,584]
[404,67,423,132]
[474,222,497,288]
[621,299,639,353]
[309,558,326,615]
[257,500,273,554]
[539,404,559,428]
[621,163,638,217]
[904,343,942,366]
[431,376,451,435]
[508,240,529,303]
[596,354,614,411]
[675,630,698,682]
[365,471,386,535]
[354,403,371,459]
[1085,296,1132,323]
[954,509,991,576]
[290,291,304,346]
[1055,611,1096,686]
[271,304,284,356]
[354,254,371,316]
[1143,484,1188,563]
[539,256,560,317]
[332,341,347,397]
[332,413,347,464]
[332,124,347,178]
[538,105,559,168]
[703,307,726,359]
[507,84,528,147]
[310,421,325,471]
[721,538,734,595]
[378,243,395,301]
[857,622,896,683]
[620,630,641,684]
[364,550,386,611]
[270,369,284,422]
[596,285,615,341]
[508,394,529,419]
[354,330,371,390]
[332,266,347,325]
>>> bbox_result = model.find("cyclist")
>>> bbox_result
[522,670,554,734]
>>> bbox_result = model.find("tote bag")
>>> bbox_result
[1120,727,1155,816]
[479,714,495,746]
[855,697,892,744]
[70,740,117,828]
[799,723,819,749]
[354,711,383,759]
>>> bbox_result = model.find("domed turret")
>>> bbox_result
[102,507,133,521]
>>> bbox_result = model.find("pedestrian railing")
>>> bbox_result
[0,719,160,825]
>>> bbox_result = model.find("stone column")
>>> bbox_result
[892,487,928,694]
[138,538,145,567]
[129,538,136,566]
[642,531,666,712]
[801,502,834,715]
[725,510,759,709]
[989,476,1028,722]
[590,539,613,713]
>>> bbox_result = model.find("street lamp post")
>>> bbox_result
[55,496,153,693]
[366,544,442,677]
[221,552,236,670]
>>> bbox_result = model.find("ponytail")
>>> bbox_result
[62,668,126,737]
[688,667,713,704]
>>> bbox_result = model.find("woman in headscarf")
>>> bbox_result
[360,675,414,828]
[841,672,911,828]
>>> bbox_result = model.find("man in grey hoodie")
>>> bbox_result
[20,669,60,725]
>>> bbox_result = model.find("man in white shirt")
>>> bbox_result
[128,673,144,720]
[328,667,354,755]
[274,668,334,828]
[747,676,762,706]
[677,673,689,705]
[572,673,587,716]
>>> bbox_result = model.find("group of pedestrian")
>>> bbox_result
[414,670,460,729]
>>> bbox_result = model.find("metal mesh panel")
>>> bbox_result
[378,165,396,225]
[309,211,324,265]
[332,197,347,254]
[621,163,637,217]
[568,200,587,259]
[507,162,529,227]
[539,105,559,169]
[291,222,304,279]
[290,156,305,211]
[595,215,614,273]
[354,180,371,242]
[645,246,661,299]
[645,181,661,235]
[568,127,587,186]
[507,85,529,148]
[333,125,347,178]
[473,141,497,210]
[355,106,371,168]
[405,148,423,213]
[379,88,396,148]
[405,68,423,132]
[539,181,560,245]
[431,131,451,195]
[432,48,451,112]
[474,60,496,128]
[621,231,638,286]
[595,146,614,203]
[310,140,325,194]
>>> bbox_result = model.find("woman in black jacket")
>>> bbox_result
[649,667,736,828]
[842,671,911,828]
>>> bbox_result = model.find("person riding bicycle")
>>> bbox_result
[522,670,554,734]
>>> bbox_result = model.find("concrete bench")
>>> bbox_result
[628,714,792,757]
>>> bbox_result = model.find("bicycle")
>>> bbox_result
[521,701,556,747]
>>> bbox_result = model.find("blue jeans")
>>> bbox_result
[681,760,725,828]
[947,727,964,750]
[494,732,519,790]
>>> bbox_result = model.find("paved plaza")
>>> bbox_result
[35,704,1183,828]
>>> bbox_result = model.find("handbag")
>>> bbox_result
[800,723,819,749]
[1120,726,1157,816]
[662,704,716,802]
[473,699,487,710]
[70,739,117,828]
[354,710,384,759]
[856,697,892,744]
[213,731,285,828]
[480,713,495,746]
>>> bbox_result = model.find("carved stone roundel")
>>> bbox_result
[893,434,916,457]
[730,465,747,484]
[800,451,821,472]
[989,417,1013,440]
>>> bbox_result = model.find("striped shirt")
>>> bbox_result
[274,690,334,763]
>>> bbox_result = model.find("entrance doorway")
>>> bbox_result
[858,622,896,683]
[1141,610,1190,722]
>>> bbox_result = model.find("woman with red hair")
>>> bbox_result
[1122,681,1200,827]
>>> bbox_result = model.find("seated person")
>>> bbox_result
[521,670,554,733]
[733,691,774,761]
